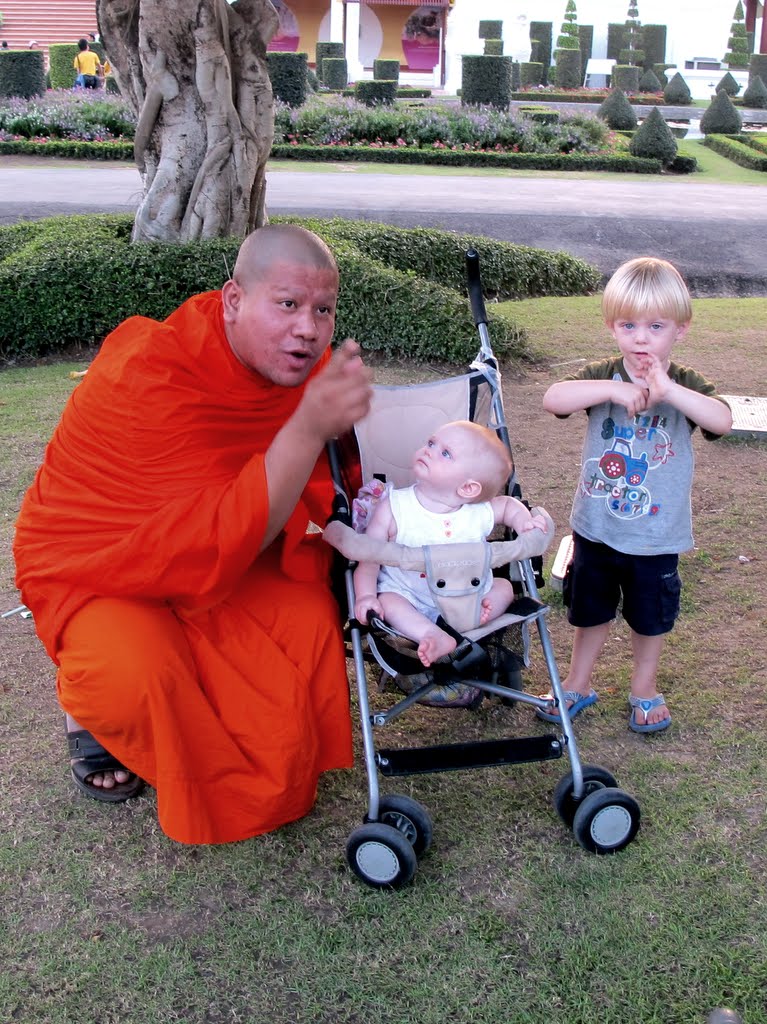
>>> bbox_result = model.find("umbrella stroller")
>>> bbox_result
[324,251,641,888]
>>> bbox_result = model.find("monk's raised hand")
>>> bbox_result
[306,339,373,440]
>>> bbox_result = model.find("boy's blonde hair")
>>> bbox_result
[602,257,692,325]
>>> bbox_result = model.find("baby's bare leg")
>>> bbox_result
[480,578,514,625]
[379,592,456,667]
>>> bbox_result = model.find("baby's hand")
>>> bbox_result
[516,513,547,533]
[354,594,382,623]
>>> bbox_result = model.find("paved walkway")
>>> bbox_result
[1,154,765,296]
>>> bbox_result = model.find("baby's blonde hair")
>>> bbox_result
[450,421,513,500]
[602,257,692,325]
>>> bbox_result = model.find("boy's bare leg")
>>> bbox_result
[379,592,456,667]
[542,621,611,716]
[479,578,515,625]
[629,631,670,726]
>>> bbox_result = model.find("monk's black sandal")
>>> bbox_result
[67,726,145,803]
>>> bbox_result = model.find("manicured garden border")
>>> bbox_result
[703,133,767,170]
[511,90,670,105]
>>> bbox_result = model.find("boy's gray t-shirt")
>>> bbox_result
[564,357,725,556]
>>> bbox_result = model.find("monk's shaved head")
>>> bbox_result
[233,225,338,289]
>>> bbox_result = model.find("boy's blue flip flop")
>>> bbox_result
[628,693,671,733]
[536,688,598,723]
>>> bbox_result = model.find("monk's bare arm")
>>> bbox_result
[262,340,373,550]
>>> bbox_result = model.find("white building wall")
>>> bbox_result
[444,0,761,95]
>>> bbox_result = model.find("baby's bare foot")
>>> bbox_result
[418,629,457,667]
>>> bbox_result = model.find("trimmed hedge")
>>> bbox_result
[461,55,513,109]
[266,51,308,107]
[271,142,663,173]
[607,23,625,62]
[641,25,667,71]
[703,133,767,170]
[750,55,767,82]
[612,65,640,93]
[0,50,45,99]
[520,62,543,87]
[638,69,662,93]
[322,57,348,90]
[0,139,134,159]
[354,80,398,106]
[484,39,504,56]
[578,24,593,81]
[479,21,503,40]
[716,71,741,96]
[511,90,663,104]
[373,59,399,81]
[0,213,552,364]
[315,42,344,83]
[554,48,581,90]
[529,21,552,85]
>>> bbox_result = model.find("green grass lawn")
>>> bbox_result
[2,295,767,1023]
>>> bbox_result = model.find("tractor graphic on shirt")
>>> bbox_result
[598,437,649,486]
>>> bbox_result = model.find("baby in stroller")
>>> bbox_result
[352,420,548,667]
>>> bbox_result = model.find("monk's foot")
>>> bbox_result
[66,716,145,803]
[417,629,457,668]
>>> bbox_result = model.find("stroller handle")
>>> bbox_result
[465,249,488,327]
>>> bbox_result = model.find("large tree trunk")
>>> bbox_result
[96,0,278,242]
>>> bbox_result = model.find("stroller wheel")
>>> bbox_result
[367,794,433,857]
[553,764,619,829]
[572,787,641,854]
[346,823,418,889]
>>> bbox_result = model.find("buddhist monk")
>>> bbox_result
[14,224,373,844]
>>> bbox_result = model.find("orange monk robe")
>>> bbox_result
[14,292,353,844]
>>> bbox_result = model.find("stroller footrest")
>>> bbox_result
[376,735,563,776]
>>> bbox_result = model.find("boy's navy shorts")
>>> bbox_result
[563,532,681,637]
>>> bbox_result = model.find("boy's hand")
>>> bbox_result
[642,355,674,405]
[611,380,650,416]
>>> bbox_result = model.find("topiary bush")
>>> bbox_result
[724,1,750,70]
[749,54,767,82]
[315,42,344,84]
[700,89,743,134]
[0,50,45,99]
[479,20,503,40]
[641,25,667,71]
[322,57,348,90]
[607,23,626,61]
[529,21,553,85]
[663,71,692,105]
[266,52,308,107]
[484,39,504,56]
[461,55,513,108]
[598,88,638,130]
[554,48,581,90]
[743,73,767,108]
[354,80,398,107]
[629,106,677,165]
[716,70,741,95]
[653,63,675,88]
[638,68,662,92]
[520,62,543,87]
[0,214,596,364]
[373,59,399,82]
[578,24,593,80]
[48,42,105,90]
[612,65,640,92]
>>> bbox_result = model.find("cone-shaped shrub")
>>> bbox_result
[598,87,638,129]
[700,89,743,133]
[629,106,677,165]
[716,70,741,95]
[638,68,662,92]
[743,73,767,108]
[663,71,692,104]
